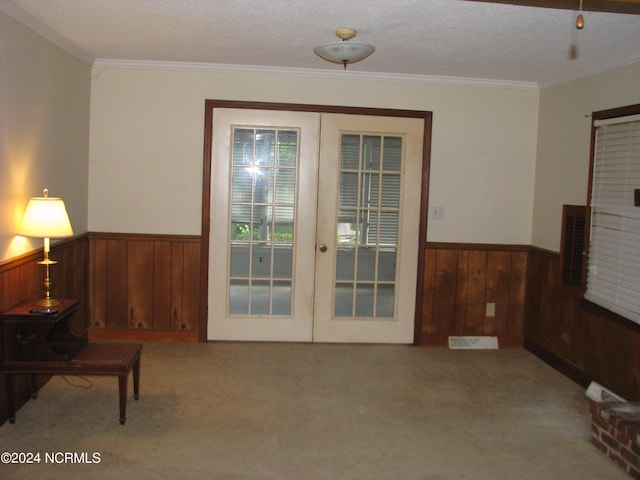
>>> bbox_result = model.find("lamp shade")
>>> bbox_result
[314,28,375,67]
[19,195,73,238]
[314,42,375,65]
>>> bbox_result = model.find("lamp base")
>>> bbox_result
[36,297,61,308]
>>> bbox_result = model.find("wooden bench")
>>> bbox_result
[4,342,141,425]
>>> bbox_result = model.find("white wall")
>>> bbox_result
[532,62,640,251]
[0,10,91,262]
[89,67,539,244]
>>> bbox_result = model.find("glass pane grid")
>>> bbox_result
[229,127,298,316]
[335,134,402,319]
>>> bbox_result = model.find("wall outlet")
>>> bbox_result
[432,206,445,220]
[485,302,496,317]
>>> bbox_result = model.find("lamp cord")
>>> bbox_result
[61,375,94,389]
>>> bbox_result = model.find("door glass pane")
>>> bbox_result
[277,131,298,166]
[355,284,374,317]
[252,243,270,278]
[334,283,354,316]
[340,135,360,169]
[251,280,270,314]
[339,172,359,207]
[356,247,375,281]
[376,284,395,317]
[363,136,382,170]
[335,246,355,281]
[229,279,249,314]
[334,133,403,319]
[228,127,298,316]
[383,136,402,171]
[233,129,254,165]
[273,245,293,278]
[230,243,249,277]
[377,248,396,281]
[272,281,292,315]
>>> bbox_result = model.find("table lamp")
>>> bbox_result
[19,188,74,307]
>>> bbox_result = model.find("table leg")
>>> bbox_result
[118,374,127,425]
[133,356,140,401]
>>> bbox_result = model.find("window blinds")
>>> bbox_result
[339,134,402,246]
[585,115,640,325]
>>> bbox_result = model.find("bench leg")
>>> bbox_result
[29,374,38,399]
[5,374,16,424]
[118,374,128,425]
[133,355,140,401]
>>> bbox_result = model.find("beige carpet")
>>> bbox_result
[0,343,627,479]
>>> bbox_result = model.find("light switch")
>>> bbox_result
[432,206,445,220]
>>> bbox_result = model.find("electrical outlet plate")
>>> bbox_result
[485,302,496,316]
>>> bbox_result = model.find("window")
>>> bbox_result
[585,105,640,325]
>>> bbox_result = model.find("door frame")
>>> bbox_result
[199,100,433,343]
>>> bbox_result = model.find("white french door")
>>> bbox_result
[313,114,423,343]
[208,109,319,341]
[208,109,423,343]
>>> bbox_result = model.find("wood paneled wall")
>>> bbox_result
[0,235,89,424]
[417,243,527,346]
[88,233,201,342]
[524,247,640,401]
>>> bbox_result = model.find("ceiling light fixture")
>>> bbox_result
[576,0,585,29]
[314,28,375,70]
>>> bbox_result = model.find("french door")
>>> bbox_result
[208,108,423,343]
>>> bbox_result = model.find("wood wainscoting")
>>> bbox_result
[0,234,89,424]
[525,247,640,401]
[417,242,527,347]
[88,233,201,342]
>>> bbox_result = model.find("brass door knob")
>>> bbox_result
[318,244,328,253]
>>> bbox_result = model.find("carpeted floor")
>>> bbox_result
[0,343,627,479]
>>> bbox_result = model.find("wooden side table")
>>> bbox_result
[1,299,142,425]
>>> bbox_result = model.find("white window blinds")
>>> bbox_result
[585,114,640,325]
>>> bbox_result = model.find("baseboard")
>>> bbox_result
[523,337,591,388]
[89,328,198,343]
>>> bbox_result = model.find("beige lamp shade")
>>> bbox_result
[19,194,73,238]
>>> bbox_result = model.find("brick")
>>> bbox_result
[616,428,631,446]
[608,451,626,469]
[616,418,640,434]
[632,440,640,457]
[603,432,620,450]
[592,413,610,430]
[622,420,640,438]
[621,446,640,468]
[591,437,608,454]
[629,465,640,480]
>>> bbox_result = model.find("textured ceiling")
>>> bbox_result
[2,0,640,88]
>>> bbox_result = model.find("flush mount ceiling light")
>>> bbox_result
[314,28,375,69]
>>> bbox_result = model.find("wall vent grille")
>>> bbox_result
[560,205,587,288]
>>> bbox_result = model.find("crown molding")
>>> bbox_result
[92,59,540,91]
[0,0,95,65]
[538,51,640,89]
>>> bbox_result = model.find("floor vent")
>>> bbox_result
[448,336,498,350]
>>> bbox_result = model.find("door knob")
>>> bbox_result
[318,244,328,253]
